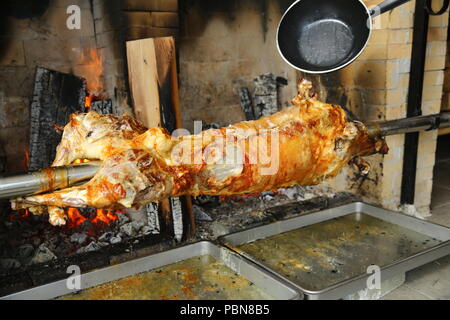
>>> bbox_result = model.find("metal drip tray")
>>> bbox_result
[220,202,450,299]
[1,241,301,300]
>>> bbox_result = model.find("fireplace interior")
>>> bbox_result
[0,0,450,300]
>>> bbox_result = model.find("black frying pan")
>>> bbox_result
[277,0,412,73]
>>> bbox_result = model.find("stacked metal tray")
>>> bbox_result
[219,202,450,299]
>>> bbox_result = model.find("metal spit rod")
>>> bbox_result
[0,162,100,200]
[0,111,449,200]
[366,111,450,136]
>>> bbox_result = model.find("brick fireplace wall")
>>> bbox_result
[91,0,131,113]
[0,0,138,173]
[178,0,298,131]
[0,0,181,170]
[122,0,179,40]
[0,0,96,172]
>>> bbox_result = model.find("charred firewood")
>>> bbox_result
[239,87,255,121]
[253,73,278,119]
[29,68,86,170]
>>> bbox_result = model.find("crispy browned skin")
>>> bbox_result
[12,80,388,225]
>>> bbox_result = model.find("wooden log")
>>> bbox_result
[169,55,183,128]
[154,37,177,133]
[126,38,161,127]
[126,37,194,241]
[167,41,195,240]
[126,37,171,236]
[153,37,194,241]
[145,202,160,233]
[29,68,85,170]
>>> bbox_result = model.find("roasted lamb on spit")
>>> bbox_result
[11,80,388,226]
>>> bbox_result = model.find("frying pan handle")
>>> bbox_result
[370,0,411,17]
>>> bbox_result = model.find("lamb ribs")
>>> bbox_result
[11,80,388,226]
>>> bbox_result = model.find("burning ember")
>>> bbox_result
[9,207,121,230]
[66,208,119,229]
[92,209,119,225]
[2,202,152,266]
[24,149,29,170]
[85,95,94,110]
[66,208,87,228]
[8,209,30,221]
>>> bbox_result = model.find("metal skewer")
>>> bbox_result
[0,162,100,199]
[366,111,450,137]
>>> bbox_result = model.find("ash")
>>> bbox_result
[0,185,358,275]
[0,204,159,273]
[193,185,358,239]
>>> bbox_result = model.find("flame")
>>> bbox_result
[92,209,119,225]
[77,48,104,97]
[67,208,87,228]
[85,95,93,110]
[24,149,29,170]
[77,49,106,112]
[66,208,119,228]
[8,209,30,221]
[9,207,120,229]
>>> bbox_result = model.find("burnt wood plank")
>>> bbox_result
[29,68,85,170]
[154,37,177,134]
[154,37,195,241]
[253,73,278,119]
[87,99,117,115]
[239,87,255,121]
[126,37,194,241]
[126,38,172,239]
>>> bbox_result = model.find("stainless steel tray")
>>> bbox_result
[1,241,301,300]
[220,202,450,300]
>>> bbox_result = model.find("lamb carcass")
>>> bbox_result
[11,80,388,225]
